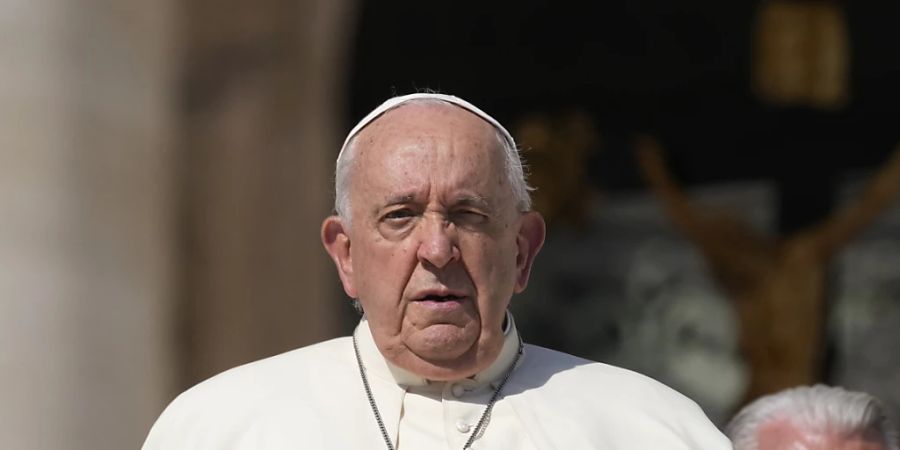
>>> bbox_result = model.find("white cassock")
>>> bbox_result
[143,314,733,449]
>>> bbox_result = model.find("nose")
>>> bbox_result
[416,215,460,269]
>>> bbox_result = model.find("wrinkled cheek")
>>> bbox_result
[363,289,406,332]
[355,244,414,324]
[355,288,404,339]
[482,254,517,296]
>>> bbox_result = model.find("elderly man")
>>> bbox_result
[143,93,731,449]
[726,385,899,450]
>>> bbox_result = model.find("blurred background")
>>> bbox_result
[2,0,899,448]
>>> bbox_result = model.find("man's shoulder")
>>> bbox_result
[509,344,732,449]
[179,336,351,402]
[519,344,691,402]
[142,336,353,449]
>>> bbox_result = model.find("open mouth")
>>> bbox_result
[418,294,464,302]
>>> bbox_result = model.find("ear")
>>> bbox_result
[321,215,358,298]
[513,211,546,293]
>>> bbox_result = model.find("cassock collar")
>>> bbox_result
[354,311,521,388]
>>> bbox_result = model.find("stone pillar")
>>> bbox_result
[180,0,356,385]
[0,0,177,449]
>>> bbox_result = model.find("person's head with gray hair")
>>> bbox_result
[321,92,546,381]
[334,93,533,227]
[726,385,899,450]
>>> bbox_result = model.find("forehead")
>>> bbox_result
[351,102,506,177]
[345,102,514,218]
[353,102,502,155]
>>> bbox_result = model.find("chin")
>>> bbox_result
[408,335,504,381]
[416,324,477,351]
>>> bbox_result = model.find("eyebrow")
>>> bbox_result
[382,193,417,208]
[379,193,492,210]
[452,194,492,210]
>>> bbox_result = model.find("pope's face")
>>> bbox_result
[322,102,544,380]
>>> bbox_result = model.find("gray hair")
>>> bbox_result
[334,97,533,227]
[726,385,900,450]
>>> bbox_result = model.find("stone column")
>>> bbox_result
[0,0,178,449]
[180,0,356,385]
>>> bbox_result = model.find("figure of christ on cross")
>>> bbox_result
[635,137,900,404]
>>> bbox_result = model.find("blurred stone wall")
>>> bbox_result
[179,0,355,386]
[0,0,354,448]
[0,0,178,448]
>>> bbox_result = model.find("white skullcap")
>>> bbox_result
[337,93,516,162]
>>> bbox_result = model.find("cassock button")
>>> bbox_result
[450,383,466,398]
[456,420,472,433]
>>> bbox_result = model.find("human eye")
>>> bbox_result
[378,207,421,233]
[451,209,488,227]
[382,208,415,221]
[377,207,419,237]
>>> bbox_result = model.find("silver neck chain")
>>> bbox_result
[351,332,524,450]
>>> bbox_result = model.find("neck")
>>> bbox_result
[354,312,520,387]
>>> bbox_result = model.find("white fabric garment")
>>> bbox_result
[142,314,733,449]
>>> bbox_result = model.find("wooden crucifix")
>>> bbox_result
[635,136,900,404]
